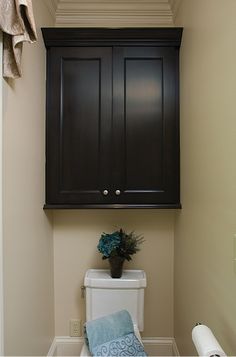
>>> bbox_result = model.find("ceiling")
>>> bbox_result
[45,0,180,27]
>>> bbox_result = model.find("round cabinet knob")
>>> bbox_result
[115,189,121,196]
[103,190,109,196]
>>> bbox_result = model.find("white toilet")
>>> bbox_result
[80,269,147,356]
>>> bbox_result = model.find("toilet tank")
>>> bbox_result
[84,269,147,331]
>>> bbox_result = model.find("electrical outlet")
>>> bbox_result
[70,319,81,337]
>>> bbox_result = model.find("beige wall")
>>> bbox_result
[3,1,55,355]
[174,0,236,355]
[53,210,174,337]
[5,1,236,354]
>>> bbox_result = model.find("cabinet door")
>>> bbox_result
[46,47,112,205]
[113,47,180,205]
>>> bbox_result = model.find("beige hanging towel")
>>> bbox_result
[0,0,37,78]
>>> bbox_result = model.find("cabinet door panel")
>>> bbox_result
[125,58,163,189]
[113,47,179,204]
[46,47,112,204]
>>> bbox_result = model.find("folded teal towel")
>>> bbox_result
[84,310,134,350]
[92,332,147,356]
[84,310,147,357]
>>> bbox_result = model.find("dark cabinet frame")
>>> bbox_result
[42,28,183,209]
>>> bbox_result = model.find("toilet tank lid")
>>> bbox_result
[84,269,147,288]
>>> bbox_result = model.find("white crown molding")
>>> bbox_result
[55,15,174,28]
[55,0,174,27]
[42,0,59,22]
[168,0,182,21]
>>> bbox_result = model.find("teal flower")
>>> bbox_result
[97,232,121,258]
[97,229,144,261]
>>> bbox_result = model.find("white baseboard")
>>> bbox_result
[48,336,180,356]
[47,337,58,356]
[142,337,179,356]
[172,339,180,356]
[48,337,84,356]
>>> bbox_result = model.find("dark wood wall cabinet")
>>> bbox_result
[42,28,183,209]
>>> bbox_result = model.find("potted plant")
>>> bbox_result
[97,228,144,278]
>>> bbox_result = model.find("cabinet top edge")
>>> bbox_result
[44,203,182,209]
[41,27,183,48]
